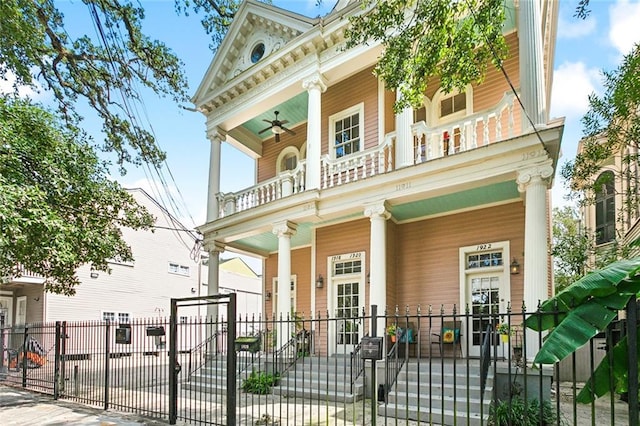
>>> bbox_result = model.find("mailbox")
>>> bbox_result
[146,326,165,337]
[235,336,261,353]
[115,324,131,344]
[360,336,384,360]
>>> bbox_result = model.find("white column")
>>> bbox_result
[517,162,554,359]
[365,202,390,337]
[518,0,547,129]
[206,130,224,222]
[205,242,225,320]
[395,88,414,168]
[273,221,297,347]
[303,74,327,190]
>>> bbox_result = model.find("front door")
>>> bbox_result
[0,296,13,328]
[329,252,365,354]
[469,274,502,357]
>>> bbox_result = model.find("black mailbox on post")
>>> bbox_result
[145,326,165,336]
[115,324,131,344]
[235,336,261,353]
[360,336,384,360]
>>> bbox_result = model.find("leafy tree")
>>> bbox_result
[551,206,592,292]
[0,97,155,295]
[345,0,507,110]
[0,0,241,170]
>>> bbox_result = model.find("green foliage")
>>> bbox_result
[345,0,507,111]
[551,206,593,292]
[241,370,280,395]
[489,398,562,426]
[0,97,155,295]
[524,256,640,402]
[0,0,241,170]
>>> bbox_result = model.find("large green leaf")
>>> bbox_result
[532,300,617,364]
[576,328,640,403]
[527,258,640,332]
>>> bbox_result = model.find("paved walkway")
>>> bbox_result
[0,385,169,425]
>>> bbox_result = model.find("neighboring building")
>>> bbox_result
[194,0,564,358]
[0,188,260,328]
[579,134,640,255]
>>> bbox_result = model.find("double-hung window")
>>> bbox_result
[595,171,616,245]
[330,104,363,159]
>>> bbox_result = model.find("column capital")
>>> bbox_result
[516,162,554,193]
[272,220,298,238]
[364,201,391,220]
[207,128,226,144]
[302,73,327,93]
[203,240,225,254]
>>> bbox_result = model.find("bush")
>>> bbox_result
[241,370,280,395]
[489,398,562,426]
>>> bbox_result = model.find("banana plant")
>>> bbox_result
[525,256,640,402]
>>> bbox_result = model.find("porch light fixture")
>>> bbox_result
[510,258,520,275]
[316,274,324,288]
[265,291,271,301]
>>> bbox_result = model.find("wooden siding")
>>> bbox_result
[394,202,525,311]
[257,123,308,182]
[322,67,379,154]
[264,247,311,317]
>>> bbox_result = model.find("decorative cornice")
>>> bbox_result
[364,201,391,220]
[302,73,327,93]
[272,220,298,238]
[516,161,554,193]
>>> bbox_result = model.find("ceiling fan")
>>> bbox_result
[258,111,296,143]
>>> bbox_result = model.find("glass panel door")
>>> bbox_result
[469,275,500,356]
[336,281,360,353]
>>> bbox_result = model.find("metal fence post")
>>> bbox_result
[104,320,110,410]
[54,321,61,400]
[21,327,28,388]
[227,293,237,426]
[371,304,378,426]
[628,297,638,426]
[169,298,178,425]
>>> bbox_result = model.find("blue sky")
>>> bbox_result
[5,0,640,256]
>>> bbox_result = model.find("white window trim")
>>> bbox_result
[328,103,365,160]
[101,310,132,323]
[275,146,300,174]
[431,85,473,125]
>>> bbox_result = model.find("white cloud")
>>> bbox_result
[550,61,601,120]
[0,70,45,99]
[609,0,640,55]
[557,13,596,38]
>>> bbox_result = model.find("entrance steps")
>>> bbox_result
[382,359,493,426]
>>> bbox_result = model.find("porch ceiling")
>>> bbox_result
[230,180,520,253]
[240,92,308,138]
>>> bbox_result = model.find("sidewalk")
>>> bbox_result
[0,385,169,425]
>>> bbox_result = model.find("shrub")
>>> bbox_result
[241,370,280,395]
[489,397,563,426]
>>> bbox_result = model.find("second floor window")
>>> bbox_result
[440,92,466,118]
[595,171,616,245]
[330,104,363,159]
[169,262,190,276]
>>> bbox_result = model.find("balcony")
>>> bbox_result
[4,264,45,286]
[215,92,519,218]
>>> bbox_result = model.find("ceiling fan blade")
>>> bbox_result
[283,127,296,135]
[258,127,272,134]
[279,120,289,125]
[262,119,273,124]
[275,133,280,143]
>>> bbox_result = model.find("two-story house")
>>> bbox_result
[194,0,564,358]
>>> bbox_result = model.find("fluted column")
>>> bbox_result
[206,130,225,222]
[365,201,390,336]
[519,0,547,129]
[273,221,297,347]
[395,88,414,168]
[204,241,225,320]
[303,74,327,190]
[517,161,554,359]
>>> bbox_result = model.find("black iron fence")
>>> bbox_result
[1,300,638,425]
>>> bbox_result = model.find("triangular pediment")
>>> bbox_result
[193,0,316,105]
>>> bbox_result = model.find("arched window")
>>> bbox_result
[595,171,616,245]
[276,146,300,173]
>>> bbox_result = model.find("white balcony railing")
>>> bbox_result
[218,161,306,217]
[320,135,394,189]
[412,91,518,164]
[215,93,519,217]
